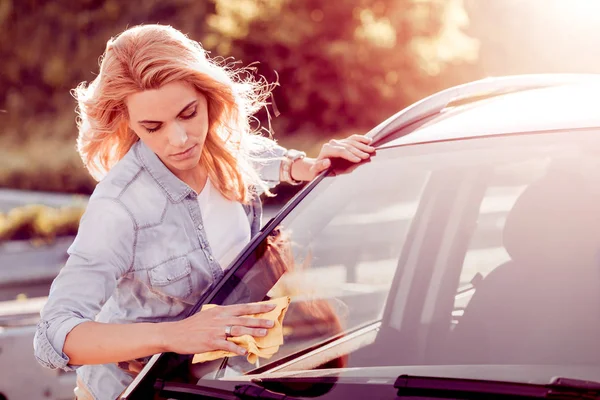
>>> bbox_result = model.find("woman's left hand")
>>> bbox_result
[307,134,375,179]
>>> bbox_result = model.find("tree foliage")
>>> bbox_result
[204,0,478,135]
[0,0,477,194]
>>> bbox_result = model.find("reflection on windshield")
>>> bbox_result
[252,225,348,367]
[193,131,600,386]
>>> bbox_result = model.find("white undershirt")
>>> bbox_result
[197,179,251,269]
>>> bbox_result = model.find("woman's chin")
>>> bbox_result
[162,154,202,175]
[173,157,201,171]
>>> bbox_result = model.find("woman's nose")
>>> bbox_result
[168,123,188,147]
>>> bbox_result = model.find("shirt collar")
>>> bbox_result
[134,140,194,203]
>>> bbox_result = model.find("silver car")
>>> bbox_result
[124,73,600,399]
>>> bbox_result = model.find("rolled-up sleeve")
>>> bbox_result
[246,135,287,189]
[33,197,136,371]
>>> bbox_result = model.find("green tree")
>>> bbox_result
[203,0,478,139]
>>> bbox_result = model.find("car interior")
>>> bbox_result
[449,168,600,365]
[355,153,600,371]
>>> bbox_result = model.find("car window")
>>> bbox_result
[453,156,594,321]
[197,153,432,378]
[452,160,548,320]
[389,134,600,375]
[190,130,600,385]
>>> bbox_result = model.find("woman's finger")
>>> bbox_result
[349,134,373,144]
[231,316,276,329]
[310,158,331,175]
[321,143,361,162]
[228,325,269,337]
[217,339,248,356]
[340,143,371,160]
[344,138,375,154]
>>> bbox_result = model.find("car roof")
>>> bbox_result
[370,74,600,147]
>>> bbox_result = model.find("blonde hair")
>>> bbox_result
[73,24,274,202]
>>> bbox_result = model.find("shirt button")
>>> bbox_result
[167,276,173,281]
[208,256,214,262]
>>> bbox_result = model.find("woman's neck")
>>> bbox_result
[175,165,209,194]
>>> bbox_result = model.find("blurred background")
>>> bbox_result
[3,0,600,398]
[4,0,600,198]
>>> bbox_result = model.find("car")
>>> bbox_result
[120,73,600,399]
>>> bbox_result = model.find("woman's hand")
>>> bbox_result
[291,134,375,182]
[161,302,277,356]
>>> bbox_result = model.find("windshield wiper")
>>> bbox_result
[394,375,600,399]
[154,380,302,400]
[234,384,302,400]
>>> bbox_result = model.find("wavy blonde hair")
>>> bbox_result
[73,24,274,202]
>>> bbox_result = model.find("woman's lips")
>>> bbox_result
[170,144,198,161]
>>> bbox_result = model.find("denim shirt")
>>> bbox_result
[33,138,286,399]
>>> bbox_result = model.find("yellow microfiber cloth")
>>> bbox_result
[192,296,290,364]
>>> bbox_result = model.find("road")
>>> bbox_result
[0,188,89,213]
[0,189,281,300]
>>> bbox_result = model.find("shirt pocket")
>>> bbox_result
[148,256,193,300]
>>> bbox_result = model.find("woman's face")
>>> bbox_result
[126,80,209,175]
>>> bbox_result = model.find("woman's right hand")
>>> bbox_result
[161,302,277,356]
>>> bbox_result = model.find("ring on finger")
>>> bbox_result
[225,325,233,338]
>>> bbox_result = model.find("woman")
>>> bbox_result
[33,24,374,399]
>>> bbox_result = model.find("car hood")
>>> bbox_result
[224,365,600,386]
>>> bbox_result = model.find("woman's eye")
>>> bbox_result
[145,126,160,133]
[181,109,198,120]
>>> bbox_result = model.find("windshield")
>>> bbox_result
[191,130,600,385]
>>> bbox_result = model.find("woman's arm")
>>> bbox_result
[34,197,276,369]
[64,302,276,365]
[34,197,137,370]
[245,133,374,189]
[63,320,164,365]
[245,135,287,189]
[290,135,375,182]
